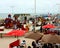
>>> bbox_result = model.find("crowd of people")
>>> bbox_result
[4,14,29,31]
[3,14,60,31]
[31,40,59,48]
[4,14,44,32]
[21,40,60,48]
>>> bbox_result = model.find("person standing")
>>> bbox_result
[13,16,20,29]
[5,14,13,28]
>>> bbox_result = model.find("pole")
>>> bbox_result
[34,0,36,32]
[35,0,36,15]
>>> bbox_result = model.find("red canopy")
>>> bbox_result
[4,29,26,36]
[42,24,55,29]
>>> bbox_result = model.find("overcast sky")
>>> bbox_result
[0,0,60,14]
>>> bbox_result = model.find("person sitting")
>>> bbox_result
[20,40,26,48]
[48,43,53,48]
[32,41,36,48]
[42,43,48,48]
[28,46,31,48]
[36,40,40,48]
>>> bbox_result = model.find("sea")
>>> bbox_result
[0,13,60,19]
[0,13,14,19]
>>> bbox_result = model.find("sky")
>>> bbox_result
[0,0,60,14]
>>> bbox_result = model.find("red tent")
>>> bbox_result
[42,24,55,29]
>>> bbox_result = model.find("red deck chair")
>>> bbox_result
[9,39,20,48]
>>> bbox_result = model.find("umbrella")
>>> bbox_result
[9,39,20,48]
[42,24,55,29]
[4,29,26,39]
[24,32,43,40]
[40,34,60,43]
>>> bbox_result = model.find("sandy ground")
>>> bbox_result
[0,37,35,48]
